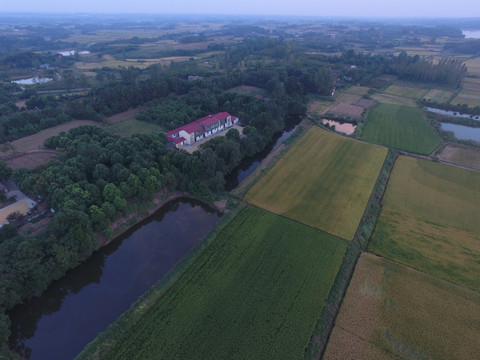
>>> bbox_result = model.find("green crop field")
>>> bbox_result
[324,253,480,360]
[423,89,454,103]
[343,86,370,96]
[370,208,480,291]
[384,85,428,99]
[245,127,387,240]
[361,103,440,154]
[84,206,347,360]
[380,156,480,234]
[369,156,480,290]
[105,119,164,137]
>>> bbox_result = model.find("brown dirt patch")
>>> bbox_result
[335,93,362,104]
[0,201,31,225]
[355,98,376,108]
[6,151,59,170]
[437,143,480,171]
[0,120,97,158]
[324,103,365,119]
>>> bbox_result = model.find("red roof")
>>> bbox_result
[166,112,234,136]
[197,114,219,127]
[214,112,231,120]
[166,129,179,137]
[169,136,186,144]
[182,122,203,134]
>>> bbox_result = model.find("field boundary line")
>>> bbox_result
[367,251,480,296]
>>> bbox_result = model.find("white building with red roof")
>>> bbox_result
[167,112,239,148]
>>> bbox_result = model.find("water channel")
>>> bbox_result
[426,107,480,120]
[8,198,221,360]
[225,117,299,190]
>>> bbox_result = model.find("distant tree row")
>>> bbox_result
[394,52,466,87]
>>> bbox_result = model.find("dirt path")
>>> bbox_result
[0,120,97,158]
[106,107,148,124]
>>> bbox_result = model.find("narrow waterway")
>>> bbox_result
[225,116,300,190]
[8,198,221,360]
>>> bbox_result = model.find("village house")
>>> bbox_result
[167,112,239,149]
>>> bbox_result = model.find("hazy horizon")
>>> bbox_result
[2,0,480,19]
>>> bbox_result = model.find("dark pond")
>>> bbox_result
[441,123,480,142]
[8,198,221,360]
[225,116,300,190]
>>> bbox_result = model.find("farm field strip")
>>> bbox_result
[335,93,363,104]
[384,85,428,99]
[85,206,347,360]
[361,103,440,155]
[324,102,364,119]
[343,86,370,96]
[437,144,480,171]
[246,127,387,240]
[324,253,480,360]
[370,92,417,107]
[381,156,480,234]
[450,89,480,108]
[370,208,480,291]
[422,89,454,103]
[369,156,480,291]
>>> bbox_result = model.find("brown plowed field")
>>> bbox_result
[6,151,59,170]
[324,103,365,119]
[437,144,480,171]
[0,120,97,158]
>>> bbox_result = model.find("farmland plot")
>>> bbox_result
[437,144,480,171]
[370,156,480,290]
[89,207,347,360]
[361,103,440,154]
[422,89,454,103]
[384,85,428,99]
[246,127,387,240]
[324,253,480,360]
[370,92,417,107]
[343,86,370,96]
[325,102,364,119]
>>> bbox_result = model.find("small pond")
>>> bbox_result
[12,77,53,85]
[463,30,480,39]
[441,123,480,142]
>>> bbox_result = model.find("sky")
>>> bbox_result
[2,0,480,18]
